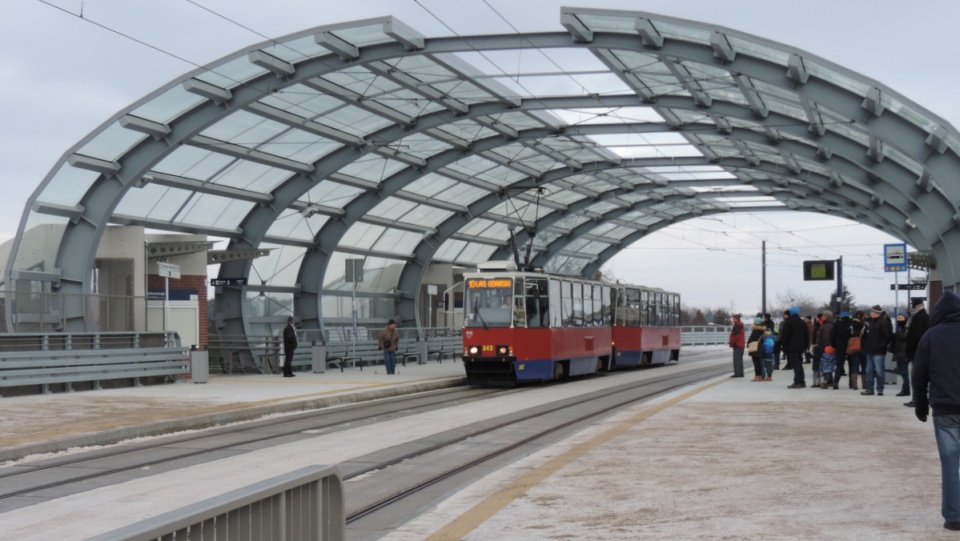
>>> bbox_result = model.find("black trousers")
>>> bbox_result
[283,347,295,375]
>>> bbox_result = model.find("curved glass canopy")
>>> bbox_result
[9,8,960,336]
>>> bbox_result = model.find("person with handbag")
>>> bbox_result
[746,314,769,381]
[729,314,745,378]
[377,319,400,375]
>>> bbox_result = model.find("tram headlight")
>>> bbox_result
[496,345,510,356]
[468,345,479,355]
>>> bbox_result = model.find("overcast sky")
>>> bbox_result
[2,0,955,314]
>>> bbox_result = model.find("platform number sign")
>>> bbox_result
[884,243,907,272]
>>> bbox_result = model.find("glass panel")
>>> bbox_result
[153,146,219,177]
[13,212,68,271]
[201,110,289,146]
[338,156,406,181]
[804,61,872,96]
[262,35,330,62]
[266,209,330,241]
[371,229,423,254]
[176,194,255,230]
[115,184,191,222]
[340,222,386,251]
[36,167,101,207]
[327,23,394,47]
[130,85,206,124]
[196,56,269,89]
[211,161,293,193]
[250,243,305,287]
[77,121,148,162]
[725,35,791,65]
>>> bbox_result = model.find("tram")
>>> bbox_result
[461,262,681,385]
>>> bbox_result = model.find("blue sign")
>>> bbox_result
[884,243,907,272]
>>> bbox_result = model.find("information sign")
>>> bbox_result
[157,261,181,279]
[884,243,907,272]
[210,278,247,286]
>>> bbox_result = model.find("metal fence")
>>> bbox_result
[0,290,152,333]
[680,325,733,346]
[84,465,345,541]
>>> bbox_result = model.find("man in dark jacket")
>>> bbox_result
[905,297,931,407]
[833,312,858,389]
[861,305,892,396]
[780,306,810,388]
[912,290,960,531]
[282,316,298,377]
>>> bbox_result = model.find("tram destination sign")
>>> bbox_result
[210,278,247,287]
[467,278,512,289]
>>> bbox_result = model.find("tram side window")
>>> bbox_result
[601,285,611,326]
[561,280,574,327]
[640,289,649,326]
[614,288,625,326]
[673,294,681,326]
[627,288,641,326]
[525,278,549,328]
[549,279,562,328]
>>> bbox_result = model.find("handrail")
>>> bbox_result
[84,465,345,541]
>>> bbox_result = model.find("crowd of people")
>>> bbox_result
[728,298,930,400]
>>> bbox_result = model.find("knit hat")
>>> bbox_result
[789,306,799,315]
[870,305,882,314]
[911,298,925,308]
[824,346,835,354]
[287,316,294,323]
[388,319,396,325]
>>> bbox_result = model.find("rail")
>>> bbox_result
[84,465,345,541]
[680,325,733,346]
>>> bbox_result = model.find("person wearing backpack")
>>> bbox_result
[746,314,766,381]
[761,328,776,380]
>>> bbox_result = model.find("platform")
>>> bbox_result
[0,351,951,540]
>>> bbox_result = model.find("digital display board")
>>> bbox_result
[466,278,512,289]
[803,260,835,281]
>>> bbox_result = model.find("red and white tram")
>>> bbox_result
[461,263,681,385]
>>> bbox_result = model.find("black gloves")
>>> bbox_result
[916,402,929,423]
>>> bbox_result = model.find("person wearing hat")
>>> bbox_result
[728,313,745,378]
[282,316,298,377]
[911,290,960,530]
[860,304,892,396]
[780,306,810,388]
[378,319,400,375]
[746,314,771,381]
[890,313,910,397]
[904,297,931,407]
[833,311,859,390]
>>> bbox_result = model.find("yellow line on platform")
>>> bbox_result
[424,379,725,541]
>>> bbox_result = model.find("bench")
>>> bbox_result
[325,340,384,372]
[427,335,462,363]
[0,346,190,394]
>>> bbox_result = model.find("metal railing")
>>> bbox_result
[84,465,345,541]
[0,332,188,394]
[680,325,733,346]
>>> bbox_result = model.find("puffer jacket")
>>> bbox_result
[914,290,960,417]
[861,315,892,355]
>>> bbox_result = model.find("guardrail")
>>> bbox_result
[680,325,733,346]
[84,465,345,541]
[0,332,187,395]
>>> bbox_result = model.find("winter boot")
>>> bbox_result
[859,374,867,392]
[896,383,910,397]
[849,373,858,390]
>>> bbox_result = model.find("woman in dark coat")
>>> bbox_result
[747,314,767,381]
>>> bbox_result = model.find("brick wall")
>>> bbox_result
[929,279,944,313]
[147,274,208,349]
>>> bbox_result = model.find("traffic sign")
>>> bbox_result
[211,278,247,286]
[890,283,925,290]
[884,243,907,272]
[157,261,181,279]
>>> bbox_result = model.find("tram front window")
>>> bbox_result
[464,281,513,328]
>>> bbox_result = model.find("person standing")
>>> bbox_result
[282,316,298,378]
[912,290,960,531]
[804,315,816,364]
[729,314,745,378]
[905,297,931,408]
[378,319,400,375]
[781,306,810,388]
[891,314,909,397]
[861,305,891,396]
[747,314,767,381]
